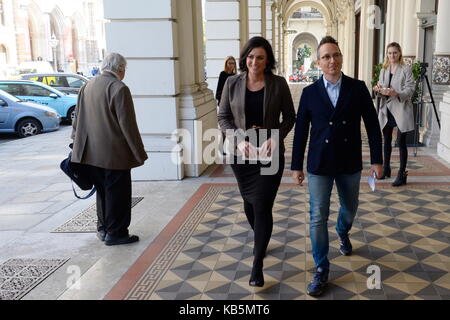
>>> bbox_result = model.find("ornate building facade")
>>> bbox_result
[0,0,105,77]
[42,0,450,180]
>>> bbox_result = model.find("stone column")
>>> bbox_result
[240,0,249,48]
[358,0,376,87]
[343,3,356,77]
[104,0,216,180]
[248,0,262,38]
[277,14,282,73]
[205,0,241,99]
[177,0,217,177]
[282,21,287,77]
[265,0,273,43]
[402,0,418,64]
[261,0,266,38]
[436,0,450,163]
[271,3,276,47]
[385,0,404,44]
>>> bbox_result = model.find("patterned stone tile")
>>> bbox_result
[53,197,144,233]
[116,185,450,300]
[0,258,69,300]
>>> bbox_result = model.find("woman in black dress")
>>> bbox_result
[218,37,296,287]
[215,56,237,105]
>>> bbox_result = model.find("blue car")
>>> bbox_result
[0,89,60,138]
[0,80,78,123]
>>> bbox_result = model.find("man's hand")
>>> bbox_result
[292,170,305,186]
[370,164,384,179]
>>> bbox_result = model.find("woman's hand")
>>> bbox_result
[373,85,381,93]
[237,141,258,159]
[384,88,398,97]
[259,138,277,158]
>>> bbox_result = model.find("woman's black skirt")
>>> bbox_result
[230,155,285,205]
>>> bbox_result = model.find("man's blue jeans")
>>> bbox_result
[307,171,361,271]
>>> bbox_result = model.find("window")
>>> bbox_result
[0,84,25,96]
[66,77,85,88]
[46,76,66,87]
[23,85,54,97]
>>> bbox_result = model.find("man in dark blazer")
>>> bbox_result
[71,52,148,246]
[291,36,383,296]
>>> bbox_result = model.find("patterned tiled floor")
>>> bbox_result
[53,197,144,233]
[108,185,450,300]
[0,259,69,300]
[103,84,450,300]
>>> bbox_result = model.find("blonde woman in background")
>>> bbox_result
[215,56,237,105]
[373,42,415,187]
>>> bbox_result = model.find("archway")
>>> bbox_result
[291,32,319,75]
[285,2,327,78]
[284,0,333,34]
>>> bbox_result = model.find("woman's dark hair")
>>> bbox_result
[239,36,276,74]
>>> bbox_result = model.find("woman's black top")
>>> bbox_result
[245,87,265,130]
[215,71,233,104]
[386,72,397,128]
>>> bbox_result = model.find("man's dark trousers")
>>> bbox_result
[88,165,132,238]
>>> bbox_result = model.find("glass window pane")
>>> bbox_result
[24,85,52,97]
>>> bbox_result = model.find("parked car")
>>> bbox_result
[0,89,60,138]
[21,73,89,95]
[0,80,78,123]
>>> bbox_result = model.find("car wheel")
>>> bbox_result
[16,118,42,138]
[67,107,76,124]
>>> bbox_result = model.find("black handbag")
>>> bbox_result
[60,144,96,199]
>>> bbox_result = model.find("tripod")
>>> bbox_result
[412,62,441,157]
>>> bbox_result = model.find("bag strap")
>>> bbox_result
[71,180,96,199]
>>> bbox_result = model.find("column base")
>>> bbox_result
[437,142,450,165]
[437,91,450,165]
[132,146,184,181]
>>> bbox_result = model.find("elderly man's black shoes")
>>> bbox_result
[105,234,139,246]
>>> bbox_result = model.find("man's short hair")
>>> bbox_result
[101,53,127,74]
[317,36,341,60]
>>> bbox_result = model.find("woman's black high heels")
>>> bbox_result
[249,267,264,287]
[379,167,391,180]
[392,171,408,187]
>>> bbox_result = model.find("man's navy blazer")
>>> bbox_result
[291,74,383,176]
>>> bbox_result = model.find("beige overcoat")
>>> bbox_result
[377,64,416,133]
[71,71,147,170]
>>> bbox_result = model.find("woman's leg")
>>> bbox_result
[243,200,255,230]
[397,130,408,173]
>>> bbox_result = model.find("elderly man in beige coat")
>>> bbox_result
[71,52,148,246]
